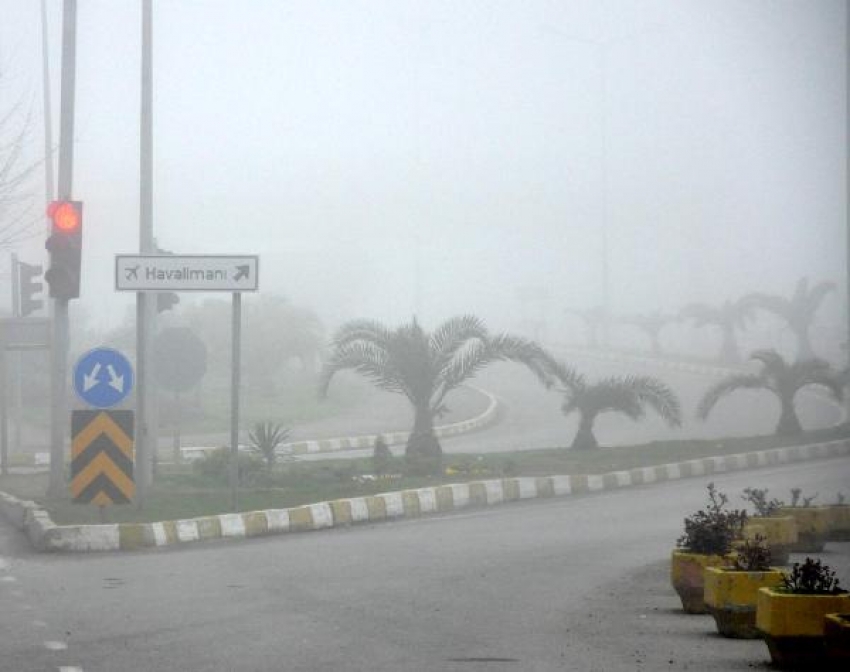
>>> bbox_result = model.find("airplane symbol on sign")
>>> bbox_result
[234,265,250,281]
[125,265,140,280]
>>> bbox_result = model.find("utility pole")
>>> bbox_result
[844,0,850,378]
[48,0,77,497]
[136,0,156,505]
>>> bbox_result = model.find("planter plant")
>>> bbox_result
[756,557,850,669]
[704,535,784,638]
[741,487,798,565]
[671,483,746,614]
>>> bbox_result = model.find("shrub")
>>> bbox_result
[247,421,291,469]
[732,534,772,571]
[192,447,264,485]
[372,437,392,476]
[782,557,846,594]
[789,487,818,507]
[501,459,519,477]
[741,487,783,517]
[677,483,747,555]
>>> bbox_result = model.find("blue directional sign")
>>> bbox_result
[73,347,135,409]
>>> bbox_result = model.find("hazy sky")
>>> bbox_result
[1,0,846,344]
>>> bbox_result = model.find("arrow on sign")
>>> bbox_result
[234,265,249,282]
[107,365,124,393]
[84,363,102,391]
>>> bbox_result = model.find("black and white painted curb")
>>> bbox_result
[1,439,847,553]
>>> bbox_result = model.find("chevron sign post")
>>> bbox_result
[71,410,135,505]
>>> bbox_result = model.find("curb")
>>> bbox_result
[2,439,848,553]
[179,385,499,460]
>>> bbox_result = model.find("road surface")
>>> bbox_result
[1,458,848,671]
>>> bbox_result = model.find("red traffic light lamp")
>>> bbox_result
[45,200,83,300]
[48,200,82,232]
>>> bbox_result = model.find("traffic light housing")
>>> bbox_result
[45,200,83,300]
[19,261,44,317]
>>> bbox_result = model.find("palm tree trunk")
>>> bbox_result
[406,404,442,460]
[776,396,802,436]
[571,412,598,450]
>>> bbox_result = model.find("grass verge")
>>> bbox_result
[2,423,848,525]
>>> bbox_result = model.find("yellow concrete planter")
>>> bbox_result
[703,566,785,638]
[743,516,798,565]
[826,505,850,542]
[756,587,850,669]
[670,550,732,614]
[824,613,850,666]
[776,506,830,553]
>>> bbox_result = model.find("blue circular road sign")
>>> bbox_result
[73,347,135,409]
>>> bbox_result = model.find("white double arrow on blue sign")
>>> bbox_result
[82,362,126,394]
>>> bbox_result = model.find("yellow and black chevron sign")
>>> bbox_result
[71,410,135,505]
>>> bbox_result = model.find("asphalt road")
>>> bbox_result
[2,458,849,672]
[297,354,842,460]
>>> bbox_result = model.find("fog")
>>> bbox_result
[1,0,846,356]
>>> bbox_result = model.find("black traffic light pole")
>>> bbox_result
[48,0,77,498]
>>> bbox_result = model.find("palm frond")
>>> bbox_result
[623,375,682,427]
[579,378,645,420]
[799,280,835,319]
[430,315,488,374]
[539,355,584,392]
[697,373,766,420]
[749,349,787,373]
[790,359,843,402]
[743,292,791,320]
[330,319,393,349]
[318,341,407,398]
[488,334,562,386]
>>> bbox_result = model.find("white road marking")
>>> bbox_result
[59,667,84,672]
[43,641,68,651]
[0,557,10,571]
[32,620,48,628]
[1,575,18,582]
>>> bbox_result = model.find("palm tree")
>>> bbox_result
[744,277,835,360]
[622,312,674,356]
[697,350,842,436]
[248,422,291,469]
[545,359,682,450]
[319,315,554,469]
[679,299,754,363]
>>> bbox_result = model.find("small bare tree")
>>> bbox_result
[1,71,43,251]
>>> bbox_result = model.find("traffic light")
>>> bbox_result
[44,200,83,300]
[19,260,44,317]
[157,292,179,313]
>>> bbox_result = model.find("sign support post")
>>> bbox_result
[115,253,258,512]
[229,292,242,511]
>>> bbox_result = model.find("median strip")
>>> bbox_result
[2,438,848,553]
